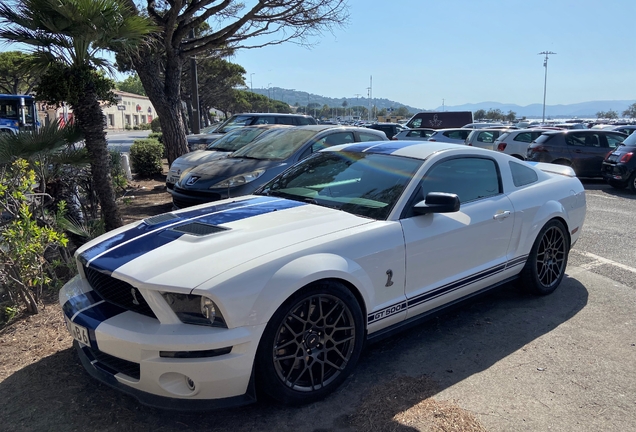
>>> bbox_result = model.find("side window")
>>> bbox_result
[276,116,295,125]
[477,131,494,143]
[295,117,312,125]
[359,132,384,142]
[446,130,468,140]
[566,133,586,147]
[509,161,538,187]
[605,133,625,149]
[409,118,422,128]
[311,132,355,153]
[254,116,274,125]
[514,132,533,143]
[406,130,428,138]
[420,158,501,203]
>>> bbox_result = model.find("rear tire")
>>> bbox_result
[255,280,364,405]
[521,220,569,296]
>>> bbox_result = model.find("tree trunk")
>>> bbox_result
[72,81,123,231]
[132,52,189,165]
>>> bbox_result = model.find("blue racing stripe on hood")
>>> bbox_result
[80,196,273,262]
[87,197,307,273]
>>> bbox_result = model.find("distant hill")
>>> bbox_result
[251,87,422,113]
[432,100,636,118]
[251,87,635,118]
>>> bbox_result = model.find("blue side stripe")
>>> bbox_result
[80,196,273,262]
[367,256,529,325]
[86,197,307,274]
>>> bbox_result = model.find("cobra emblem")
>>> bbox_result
[131,288,140,306]
[385,269,394,287]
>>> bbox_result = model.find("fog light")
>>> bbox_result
[185,376,196,391]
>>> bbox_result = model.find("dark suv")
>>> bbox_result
[366,123,406,139]
[526,130,627,177]
[602,132,636,192]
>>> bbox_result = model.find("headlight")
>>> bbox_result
[161,293,227,327]
[210,169,265,189]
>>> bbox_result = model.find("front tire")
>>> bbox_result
[628,172,636,193]
[255,280,365,405]
[521,220,569,295]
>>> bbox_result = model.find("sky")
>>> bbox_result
[230,0,636,110]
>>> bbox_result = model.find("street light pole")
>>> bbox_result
[267,83,272,113]
[250,73,255,92]
[539,51,556,124]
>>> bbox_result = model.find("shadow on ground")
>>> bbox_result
[0,276,588,432]
[580,178,635,198]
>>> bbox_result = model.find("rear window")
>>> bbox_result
[497,132,511,141]
[623,132,636,146]
[534,134,554,144]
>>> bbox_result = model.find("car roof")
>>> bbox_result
[329,141,495,161]
[290,125,383,133]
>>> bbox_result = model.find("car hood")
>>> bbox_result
[77,196,373,291]
[172,150,231,167]
[178,157,288,187]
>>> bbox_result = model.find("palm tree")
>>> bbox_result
[0,0,155,231]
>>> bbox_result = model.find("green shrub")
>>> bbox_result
[148,132,163,143]
[139,123,152,130]
[124,124,132,130]
[129,139,163,177]
[150,117,161,132]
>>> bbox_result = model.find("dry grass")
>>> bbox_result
[349,375,487,432]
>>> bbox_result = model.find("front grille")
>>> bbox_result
[83,265,157,319]
[85,346,140,380]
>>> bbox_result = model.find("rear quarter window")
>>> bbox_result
[509,161,539,187]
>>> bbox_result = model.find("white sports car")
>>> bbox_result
[60,141,586,409]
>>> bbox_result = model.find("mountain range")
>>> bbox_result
[252,88,635,118]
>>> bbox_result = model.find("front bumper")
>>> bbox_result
[60,275,265,409]
[169,184,257,208]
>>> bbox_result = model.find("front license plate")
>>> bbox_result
[65,316,91,347]
[167,174,179,184]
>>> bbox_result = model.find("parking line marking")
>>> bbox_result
[573,250,636,274]
[585,193,617,200]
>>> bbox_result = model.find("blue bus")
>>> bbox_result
[0,94,39,135]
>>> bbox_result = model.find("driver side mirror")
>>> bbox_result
[413,192,460,215]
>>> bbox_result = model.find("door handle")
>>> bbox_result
[493,211,511,220]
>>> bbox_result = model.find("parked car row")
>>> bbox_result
[170,124,387,208]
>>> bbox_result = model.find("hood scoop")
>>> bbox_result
[144,213,179,225]
[171,222,229,236]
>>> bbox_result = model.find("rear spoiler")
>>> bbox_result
[525,161,576,177]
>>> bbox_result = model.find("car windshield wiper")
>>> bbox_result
[207,147,234,152]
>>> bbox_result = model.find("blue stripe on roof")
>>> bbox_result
[86,197,307,273]
[360,141,424,154]
[333,141,424,154]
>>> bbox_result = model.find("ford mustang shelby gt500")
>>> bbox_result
[60,142,586,409]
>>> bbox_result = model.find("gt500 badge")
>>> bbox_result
[369,301,407,324]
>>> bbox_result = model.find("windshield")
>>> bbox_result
[231,129,317,160]
[206,127,271,152]
[257,151,423,220]
[216,115,258,133]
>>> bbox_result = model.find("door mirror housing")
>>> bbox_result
[413,192,460,215]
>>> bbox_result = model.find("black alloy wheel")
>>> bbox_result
[521,220,569,295]
[256,281,364,405]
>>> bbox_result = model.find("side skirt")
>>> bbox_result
[366,275,520,344]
